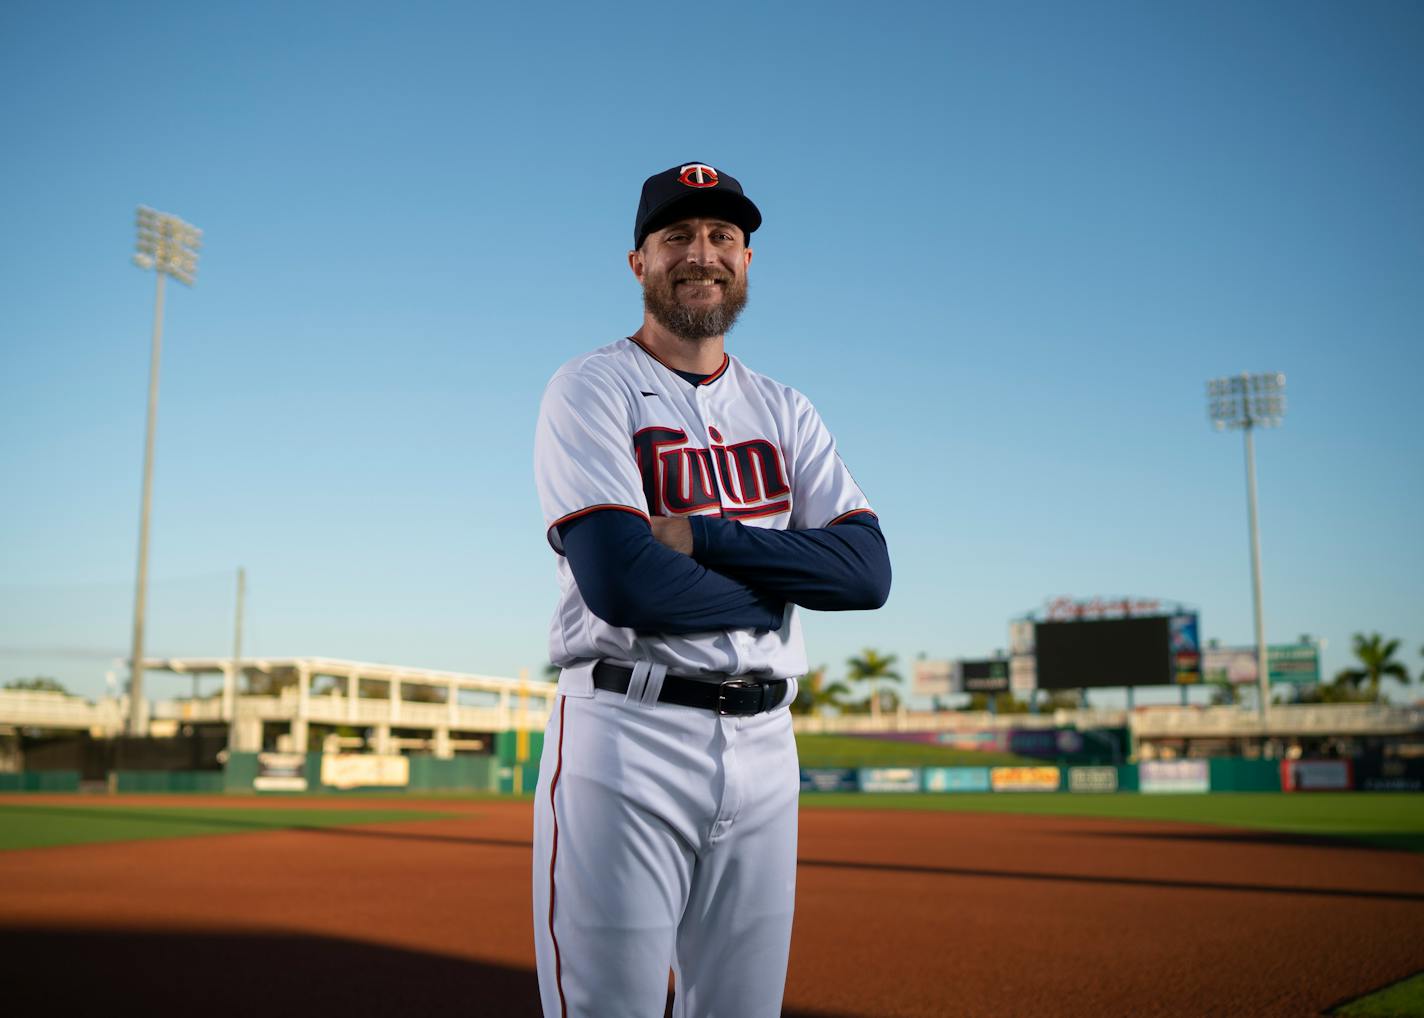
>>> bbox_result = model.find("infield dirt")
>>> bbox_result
[2,795,1421,1017]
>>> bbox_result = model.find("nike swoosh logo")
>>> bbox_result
[641,391,658,397]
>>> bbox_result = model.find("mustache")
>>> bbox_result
[669,269,734,284]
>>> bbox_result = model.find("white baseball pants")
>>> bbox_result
[532,668,800,1018]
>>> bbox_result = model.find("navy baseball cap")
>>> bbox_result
[633,162,762,250]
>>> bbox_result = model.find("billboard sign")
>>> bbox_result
[1008,619,1037,693]
[1009,655,1037,693]
[1203,643,1322,685]
[1069,766,1119,793]
[321,753,409,790]
[1202,647,1258,685]
[858,767,920,793]
[1281,759,1352,792]
[800,768,860,792]
[912,659,955,697]
[923,767,991,792]
[1267,643,1321,684]
[990,766,1061,792]
[1170,614,1202,684]
[1355,757,1424,792]
[1139,759,1209,794]
[1009,619,1035,655]
[254,752,308,792]
[1045,597,1161,620]
[961,658,1010,694]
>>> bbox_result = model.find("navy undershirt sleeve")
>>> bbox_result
[687,514,891,611]
[558,510,784,634]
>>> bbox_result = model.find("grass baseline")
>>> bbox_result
[3,791,1421,855]
[797,792,1424,852]
[1331,971,1424,1016]
[0,803,456,852]
[793,734,1039,767]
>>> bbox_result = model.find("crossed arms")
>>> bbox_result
[558,509,891,635]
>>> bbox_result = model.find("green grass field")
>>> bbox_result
[799,792,1424,852]
[0,803,455,852]
[1332,972,1424,1016]
[794,734,1037,767]
[3,792,1420,854]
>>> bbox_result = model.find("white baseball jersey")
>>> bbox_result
[533,336,872,682]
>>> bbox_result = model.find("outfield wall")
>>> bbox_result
[798,758,1418,794]
[3,752,1417,796]
[0,770,81,792]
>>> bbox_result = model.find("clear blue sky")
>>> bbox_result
[2,0,1421,705]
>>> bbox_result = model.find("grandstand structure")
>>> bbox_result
[2,657,1419,762]
[0,657,557,756]
[797,700,1424,759]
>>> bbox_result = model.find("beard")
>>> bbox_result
[642,266,749,342]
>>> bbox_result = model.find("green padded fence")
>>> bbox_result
[0,771,81,792]
[305,751,324,790]
[1116,764,1140,791]
[495,731,544,794]
[408,753,497,792]
[223,752,260,792]
[1209,757,1281,792]
[221,750,504,793]
[115,771,225,793]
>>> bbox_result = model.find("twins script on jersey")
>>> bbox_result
[534,337,872,682]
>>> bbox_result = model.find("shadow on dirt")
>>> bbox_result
[0,927,853,1018]
[795,857,1424,902]
[1067,826,1424,856]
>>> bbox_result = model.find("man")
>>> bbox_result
[532,161,891,1018]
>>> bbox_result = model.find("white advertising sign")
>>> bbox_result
[1139,759,1210,794]
[321,753,411,790]
[912,659,956,697]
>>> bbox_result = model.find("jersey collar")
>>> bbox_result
[628,336,730,387]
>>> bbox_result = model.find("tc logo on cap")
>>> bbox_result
[678,164,719,188]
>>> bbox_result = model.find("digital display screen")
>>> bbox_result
[1033,616,1173,689]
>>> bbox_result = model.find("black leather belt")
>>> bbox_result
[592,662,787,716]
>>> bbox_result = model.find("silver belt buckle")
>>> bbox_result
[717,678,760,715]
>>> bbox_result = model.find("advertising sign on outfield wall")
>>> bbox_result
[321,753,410,790]
[1356,757,1424,792]
[800,768,860,792]
[922,767,991,792]
[1069,766,1119,793]
[254,752,308,792]
[859,767,921,793]
[990,766,1061,792]
[1280,759,1352,792]
[1139,759,1209,794]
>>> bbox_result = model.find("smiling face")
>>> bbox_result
[630,217,753,342]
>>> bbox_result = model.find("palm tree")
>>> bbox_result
[791,665,853,715]
[1333,633,1409,702]
[846,648,902,722]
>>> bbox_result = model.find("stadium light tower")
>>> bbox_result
[128,206,202,735]
[1207,372,1285,728]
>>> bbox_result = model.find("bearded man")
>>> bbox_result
[529,162,891,1018]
